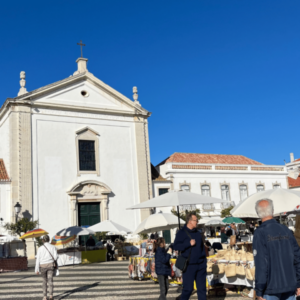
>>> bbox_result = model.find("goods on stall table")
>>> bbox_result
[128,256,183,285]
[206,247,255,288]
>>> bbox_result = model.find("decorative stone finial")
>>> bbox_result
[18,71,28,96]
[73,57,88,75]
[133,86,140,105]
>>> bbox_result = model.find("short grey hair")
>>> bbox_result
[42,235,50,243]
[255,199,274,219]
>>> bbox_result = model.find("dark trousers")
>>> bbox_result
[157,275,169,300]
[181,263,206,300]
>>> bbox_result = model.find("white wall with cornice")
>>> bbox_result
[31,109,141,237]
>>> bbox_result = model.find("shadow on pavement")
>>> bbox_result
[55,282,100,299]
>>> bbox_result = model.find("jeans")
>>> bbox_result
[157,275,169,300]
[181,262,206,300]
[264,291,296,300]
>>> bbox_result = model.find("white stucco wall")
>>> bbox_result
[31,110,141,237]
[0,182,11,233]
[0,110,11,175]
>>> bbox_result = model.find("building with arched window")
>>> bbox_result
[0,56,153,244]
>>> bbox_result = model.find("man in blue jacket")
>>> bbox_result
[253,199,300,300]
[174,212,206,300]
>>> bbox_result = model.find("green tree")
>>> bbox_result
[171,208,201,223]
[3,218,39,256]
[220,206,234,218]
[139,233,148,240]
[3,218,39,237]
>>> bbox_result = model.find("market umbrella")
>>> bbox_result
[127,190,225,228]
[51,235,76,246]
[56,226,95,236]
[133,213,185,234]
[222,217,245,224]
[20,228,48,240]
[205,219,226,226]
[88,220,131,234]
[231,189,300,218]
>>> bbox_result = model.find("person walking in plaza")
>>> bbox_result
[174,212,206,300]
[35,235,58,300]
[154,237,173,300]
[253,199,300,300]
[220,227,228,243]
[226,225,232,237]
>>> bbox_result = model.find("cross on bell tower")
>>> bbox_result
[77,40,86,58]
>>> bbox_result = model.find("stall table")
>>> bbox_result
[57,247,107,265]
[81,249,107,264]
[57,249,82,266]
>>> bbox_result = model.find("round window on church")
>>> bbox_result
[81,90,89,97]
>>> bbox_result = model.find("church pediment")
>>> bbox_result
[33,80,135,113]
[9,66,150,117]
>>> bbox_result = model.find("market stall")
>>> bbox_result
[55,226,107,263]
[128,255,183,285]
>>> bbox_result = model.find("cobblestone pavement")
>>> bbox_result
[0,261,246,300]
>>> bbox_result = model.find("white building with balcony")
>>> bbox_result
[153,152,288,224]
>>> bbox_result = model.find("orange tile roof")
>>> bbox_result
[294,158,300,162]
[288,175,300,188]
[0,159,9,180]
[162,152,263,165]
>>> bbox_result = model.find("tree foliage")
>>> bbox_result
[220,206,234,218]
[171,208,201,223]
[3,218,39,237]
[139,233,148,240]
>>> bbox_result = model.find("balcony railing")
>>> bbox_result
[220,201,235,209]
[180,205,197,212]
[202,203,215,212]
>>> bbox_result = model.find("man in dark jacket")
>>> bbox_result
[253,199,300,300]
[174,212,206,300]
[86,235,95,247]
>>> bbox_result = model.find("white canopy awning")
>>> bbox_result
[89,220,131,234]
[231,188,300,218]
[133,213,185,234]
[127,190,225,210]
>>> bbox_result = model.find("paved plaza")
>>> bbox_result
[0,261,245,300]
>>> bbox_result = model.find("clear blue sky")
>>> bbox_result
[1,1,299,165]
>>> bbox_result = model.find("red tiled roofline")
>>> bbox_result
[0,159,9,180]
[162,152,263,166]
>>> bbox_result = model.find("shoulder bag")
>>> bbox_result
[44,245,58,269]
[175,229,195,273]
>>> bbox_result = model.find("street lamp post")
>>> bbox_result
[14,202,22,223]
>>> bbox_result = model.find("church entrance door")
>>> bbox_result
[78,202,101,245]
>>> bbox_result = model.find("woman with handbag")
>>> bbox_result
[154,237,173,300]
[35,235,59,300]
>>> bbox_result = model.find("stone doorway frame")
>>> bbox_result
[67,180,112,226]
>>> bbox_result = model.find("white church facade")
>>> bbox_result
[0,57,152,237]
